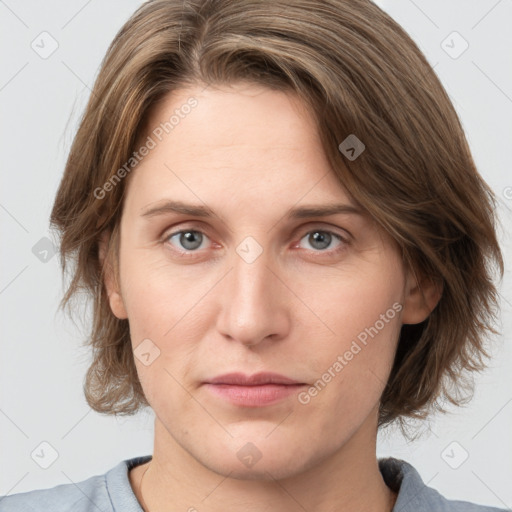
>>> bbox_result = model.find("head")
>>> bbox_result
[51,0,503,478]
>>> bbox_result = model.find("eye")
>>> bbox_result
[297,230,346,252]
[163,227,348,256]
[166,230,210,252]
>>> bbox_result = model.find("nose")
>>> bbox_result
[215,241,291,347]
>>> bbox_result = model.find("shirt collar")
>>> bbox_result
[379,457,448,511]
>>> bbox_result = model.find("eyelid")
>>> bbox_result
[160,218,351,238]
[162,222,351,258]
[295,222,352,243]
[162,222,351,241]
[162,226,216,252]
[161,221,212,241]
[293,228,349,255]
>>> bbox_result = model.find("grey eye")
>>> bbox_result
[168,230,206,251]
[299,231,342,251]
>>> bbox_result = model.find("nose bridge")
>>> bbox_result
[216,238,288,345]
[233,247,270,302]
[231,241,274,315]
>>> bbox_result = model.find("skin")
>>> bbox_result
[102,82,440,512]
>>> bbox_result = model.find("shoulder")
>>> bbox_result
[0,455,151,512]
[0,473,109,512]
[379,457,507,512]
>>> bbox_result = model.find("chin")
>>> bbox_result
[203,455,309,482]
[193,435,322,482]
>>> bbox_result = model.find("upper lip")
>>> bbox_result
[205,372,304,386]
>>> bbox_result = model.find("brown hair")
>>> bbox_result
[50,0,503,427]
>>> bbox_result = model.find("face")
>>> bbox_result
[105,82,432,480]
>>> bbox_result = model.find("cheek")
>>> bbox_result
[122,273,209,363]
[119,246,205,329]
[294,253,404,342]
[118,253,219,400]
[293,257,403,416]
[295,314,401,442]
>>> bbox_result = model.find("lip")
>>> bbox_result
[203,372,306,407]
[205,372,303,386]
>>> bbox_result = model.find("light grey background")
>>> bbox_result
[1,0,511,508]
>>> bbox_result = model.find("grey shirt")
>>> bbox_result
[0,455,507,511]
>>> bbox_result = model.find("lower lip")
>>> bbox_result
[204,383,305,407]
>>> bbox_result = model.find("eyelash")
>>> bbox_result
[162,226,350,258]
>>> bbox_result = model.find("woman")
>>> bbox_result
[1,0,505,511]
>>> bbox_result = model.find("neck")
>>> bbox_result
[131,416,396,512]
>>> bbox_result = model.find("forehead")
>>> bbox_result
[126,82,357,214]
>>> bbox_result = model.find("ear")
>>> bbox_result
[401,267,443,325]
[99,230,128,320]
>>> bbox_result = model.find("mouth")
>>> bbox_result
[203,372,307,407]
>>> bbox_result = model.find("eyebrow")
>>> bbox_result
[140,200,363,219]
